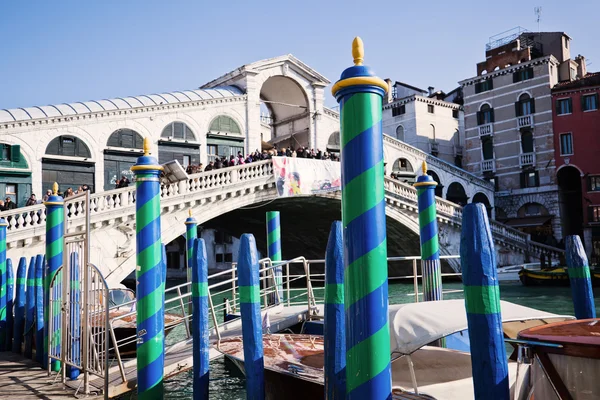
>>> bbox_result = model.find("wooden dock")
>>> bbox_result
[0,304,320,399]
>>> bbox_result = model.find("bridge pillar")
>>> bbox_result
[44,183,64,371]
[332,37,391,399]
[0,218,7,351]
[565,235,596,319]
[414,162,442,302]
[131,138,165,399]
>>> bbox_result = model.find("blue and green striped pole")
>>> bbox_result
[24,257,35,359]
[131,138,165,399]
[6,258,14,350]
[238,234,265,399]
[414,162,443,302]
[460,203,509,399]
[0,218,7,351]
[185,209,197,327]
[324,221,345,399]
[35,254,44,365]
[44,183,63,371]
[266,211,283,303]
[332,37,392,399]
[68,252,80,380]
[565,235,596,319]
[192,238,209,399]
[12,257,27,354]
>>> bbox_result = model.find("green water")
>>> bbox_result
[122,281,599,399]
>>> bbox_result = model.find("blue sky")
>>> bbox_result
[1,0,598,109]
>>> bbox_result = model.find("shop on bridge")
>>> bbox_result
[158,122,200,167]
[42,135,95,194]
[0,143,31,207]
[103,129,144,190]
[206,116,244,161]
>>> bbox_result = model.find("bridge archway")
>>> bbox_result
[426,170,443,197]
[472,192,492,218]
[104,129,143,190]
[43,135,95,194]
[260,76,310,150]
[446,182,468,206]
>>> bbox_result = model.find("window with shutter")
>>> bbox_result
[582,94,598,111]
[10,144,20,162]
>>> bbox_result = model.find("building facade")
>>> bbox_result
[382,81,464,174]
[460,29,586,245]
[552,72,600,264]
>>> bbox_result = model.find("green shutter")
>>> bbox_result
[581,95,587,111]
[530,98,536,114]
[488,79,494,90]
[513,72,520,83]
[520,172,526,188]
[555,99,560,115]
[476,111,482,125]
[515,102,521,117]
[475,83,481,94]
[10,144,20,162]
[568,98,573,113]
[490,108,495,123]
[535,171,540,187]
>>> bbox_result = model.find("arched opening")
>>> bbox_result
[513,202,554,244]
[558,166,583,239]
[391,158,415,184]
[260,76,310,150]
[521,130,534,154]
[427,170,443,197]
[0,143,31,207]
[495,207,508,222]
[446,182,468,206]
[326,131,340,156]
[104,129,143,190]
[43,135,95,194]
[516,93,534,116]
[430,124,436,140]
[396,125,405,141]
[478,103,494,125]
[159,121,200,167]
[472,192,492,218]
[206,116,244,163]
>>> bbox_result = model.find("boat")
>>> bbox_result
[519,267,600,287]
[92,287,181,357]
[497,263,542,282]
[216,300,572,399]
[513,318,600,399]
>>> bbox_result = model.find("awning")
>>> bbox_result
[504,215,553,228]
[261,141,274,151]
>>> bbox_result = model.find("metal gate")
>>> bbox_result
[47,190,109,397]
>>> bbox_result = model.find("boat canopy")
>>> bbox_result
[389,299,573,355]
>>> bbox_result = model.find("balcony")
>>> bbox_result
[454,145,464,156]
[517,115,534,129]
[429,140,439,154]
[478,123,493,137]
[481,159,495,172]
[520,152,536,167]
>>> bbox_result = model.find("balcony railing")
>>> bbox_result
[481,159,495,172]
[517,115,534,129]
[520,152,536,167]
[478,123,493,137]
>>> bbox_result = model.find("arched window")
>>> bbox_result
[472,192,492,218]
[392,158,413,173]
[516,93,535,117]
[107,129,144,149]
[427,170,443,197]
[161,122,196,141]
[45,135,91,158]
[517,202,549,217]
[478,103,494,125]
[446,182,468,206]
[327,131,340,150]
[430,124,436,140]
[396,125,405,141]
[209,116,241,135]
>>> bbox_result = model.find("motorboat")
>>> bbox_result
[513,318,600,399]
[497,263,542,282]
[519,267,600,287]
[216,300,572,399]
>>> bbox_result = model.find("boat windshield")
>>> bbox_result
[109,289,135,308]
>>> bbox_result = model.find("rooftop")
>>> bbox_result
[553,72,600,91]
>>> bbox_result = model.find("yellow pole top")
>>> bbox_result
[422,161,427,175]
[143,137,151,156]
[352,37,364,66]
[188,209,192,217]
[52,182,58,195]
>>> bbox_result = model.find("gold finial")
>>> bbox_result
[422,161,427,175]
[143,137,151,156]
[188,209,192,217]
[352,37,364,66]
[52,182,58,195]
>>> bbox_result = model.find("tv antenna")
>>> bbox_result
[534,6,542,32]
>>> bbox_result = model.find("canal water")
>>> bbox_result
[121,281,600,399]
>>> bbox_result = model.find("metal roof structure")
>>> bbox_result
[0,86,244,123]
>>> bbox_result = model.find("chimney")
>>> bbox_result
[575,55,587,78]
[385,79,393,104]
[428,86,435,97]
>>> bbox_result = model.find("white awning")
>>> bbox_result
[389,299,573,355]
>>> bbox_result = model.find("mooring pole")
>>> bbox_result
[44,183,64,371]
[0,218,7,351]
[12,257,26,353]
[131,138,165,399]
[192,238,209,399]
[332,37,392,399]
[238,234,264,400]
[460,203,509,400]
[34,254,44,365]
[6,258,14,349]
[324,221,345,399]
[565,235,596,319]
[24,257,35,359]
[185,209,197,328]
[68,252,80,379]
[266,211,283,304]
[414,162,443,301]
